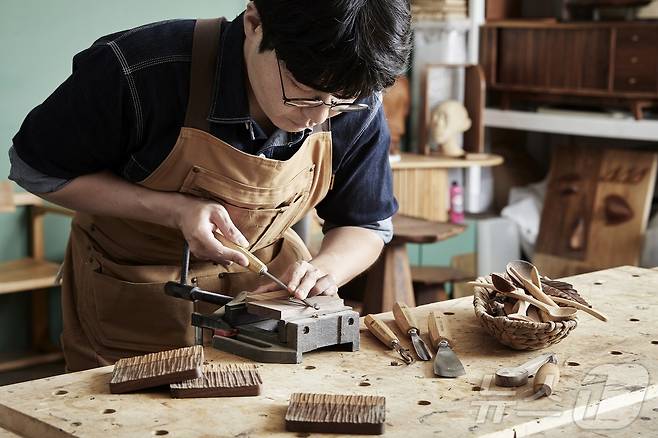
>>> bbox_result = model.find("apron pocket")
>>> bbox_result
[87,270,194,353]
[181,165,311,209]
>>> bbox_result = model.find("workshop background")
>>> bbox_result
[2,0,658,383]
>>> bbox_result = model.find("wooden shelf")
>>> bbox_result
[484,108,658,141]
[0,258,60,295]
[391,152,503,170]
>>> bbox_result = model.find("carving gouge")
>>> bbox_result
[393,302,432,361]
[428,311,465,377]
[364,314,414,364]
[215,233,319,309]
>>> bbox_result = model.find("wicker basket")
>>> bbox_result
[472,276,578,350]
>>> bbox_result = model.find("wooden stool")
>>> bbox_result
[362,215,465,314]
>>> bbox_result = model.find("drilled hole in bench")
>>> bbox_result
[443,312,455,315]
[418,400,431,405]
[153,431,169,436]
[305,366,316,370]
[102,409,116,414]
[567,362,580,366]
[610,351,623,355]
[630,318,640,322]
[359,382,371,387]
[53,390,68,396]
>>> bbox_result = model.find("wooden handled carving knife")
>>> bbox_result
[393,302,431,361]
[215,233,318,309]
[428,311,465,377]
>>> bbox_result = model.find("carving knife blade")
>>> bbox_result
[393,302,432,361]
[215,232,318,309]
[428,311,465,377]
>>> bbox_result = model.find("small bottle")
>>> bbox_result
[449,181,465,224]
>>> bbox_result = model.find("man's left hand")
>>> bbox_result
[251,260,338,300]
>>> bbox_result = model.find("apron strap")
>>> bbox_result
[184,18,224,131]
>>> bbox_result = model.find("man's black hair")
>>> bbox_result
[252,0,412,99]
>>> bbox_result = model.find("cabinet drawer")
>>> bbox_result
[615,28,658,51]
[614,71,657,93]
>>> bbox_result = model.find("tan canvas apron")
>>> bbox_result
[60,18,333,371]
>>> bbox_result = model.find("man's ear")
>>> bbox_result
[244,2,263,42]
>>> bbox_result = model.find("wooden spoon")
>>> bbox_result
[550,296,608,322]
[508,299,532,322]
[508,265,559,308]
[491,274,577,321]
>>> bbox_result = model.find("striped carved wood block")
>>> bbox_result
[285,393,386,435]
[109,345,203,394]
[170,363,262,398]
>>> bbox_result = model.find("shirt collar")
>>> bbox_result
[208,12,251,124]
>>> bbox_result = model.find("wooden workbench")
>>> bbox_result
[1,266,656,437]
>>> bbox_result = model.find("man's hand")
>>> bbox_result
[174,197,250,267]
[252,260,338,300]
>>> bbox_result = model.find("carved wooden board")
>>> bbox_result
[170,364,262,398]
[285,393,386,435]
[109,345,203,394]
[246,295,348,320]
[535,145,657,278]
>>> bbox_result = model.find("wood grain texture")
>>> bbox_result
[170,364,262,398]
[480,21,658,119]
[109,345,203,394]
[535,145,657,278]
[285,393,386,435]
[246,296,347,320]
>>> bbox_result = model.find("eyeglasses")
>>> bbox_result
[276,55,369,113]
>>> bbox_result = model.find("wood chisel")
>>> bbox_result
[215,233,319,309]
[364,314,414,364]
[393,302,432,361]
[428,311,465,377]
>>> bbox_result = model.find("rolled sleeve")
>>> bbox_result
[8,146,71,193]
[322,216,394,244]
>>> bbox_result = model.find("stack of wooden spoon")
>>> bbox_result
[469,260,608,323]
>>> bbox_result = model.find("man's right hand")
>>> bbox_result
[174,197,250,267]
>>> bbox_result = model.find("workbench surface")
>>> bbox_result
[1,266,656,437]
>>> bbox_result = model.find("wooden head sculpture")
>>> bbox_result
[429,100,471,157]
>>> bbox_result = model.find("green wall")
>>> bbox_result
[0,0,246,353]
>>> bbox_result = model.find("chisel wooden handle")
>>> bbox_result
[215,232,267,274]
[364,315,399,348]
[533,362,560,396]
[393,302,419,333]
[428,311,453,349]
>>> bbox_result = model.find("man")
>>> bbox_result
[8,0,411,370]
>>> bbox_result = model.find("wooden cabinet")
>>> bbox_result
[480,21,658,118]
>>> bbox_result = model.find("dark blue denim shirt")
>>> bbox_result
[10,13,398,227]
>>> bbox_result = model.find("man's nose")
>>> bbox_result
[302,104,330,126]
